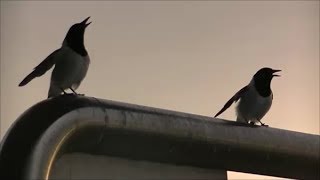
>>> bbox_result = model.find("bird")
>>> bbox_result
[214,67,281,126]
[19,17,92,98]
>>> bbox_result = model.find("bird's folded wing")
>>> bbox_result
[214,86,248,118]
[19,49,61,86]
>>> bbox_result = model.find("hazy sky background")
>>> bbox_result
[1,1,319,179]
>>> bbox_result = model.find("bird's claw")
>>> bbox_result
[258,120,269,127]
[61,93,76,96]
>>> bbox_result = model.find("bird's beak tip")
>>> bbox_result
[85,21,92,27]
[272,69,281,77]
[82,17,91,27]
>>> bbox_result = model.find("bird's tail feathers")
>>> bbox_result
[19,71,38,86]
[19,49,59,87]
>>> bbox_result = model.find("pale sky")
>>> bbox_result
[0,1,319,179]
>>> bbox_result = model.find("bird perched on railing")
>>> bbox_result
[214,67,281,126]
[19,17,91,98]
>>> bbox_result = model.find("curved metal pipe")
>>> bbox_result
[0,95,319,179]
[26,107,107,179]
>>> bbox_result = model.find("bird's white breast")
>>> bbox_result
[236,81,273,123]
[51,46,90,90]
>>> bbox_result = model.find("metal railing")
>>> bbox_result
[0,94,319,179]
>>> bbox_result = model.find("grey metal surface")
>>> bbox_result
[0,94,319,179]
[49,153,227,179]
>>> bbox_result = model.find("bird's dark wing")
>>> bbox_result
[19,49,60,86]
[214,86,248,118]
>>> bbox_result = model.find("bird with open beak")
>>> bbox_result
[214,67,281,126]
[19,17,92,98]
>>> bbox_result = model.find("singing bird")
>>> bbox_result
[214,67,281,126]
[19,17,91,98]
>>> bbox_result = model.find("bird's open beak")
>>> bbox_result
[81,16,92,27]
[272,69,281,77]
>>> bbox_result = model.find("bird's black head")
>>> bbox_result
[253,67,281,97]
[63,17,91,56]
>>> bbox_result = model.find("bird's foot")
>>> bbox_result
[249,122,255,126]
[69,88,84,96]
[59,88,77,96]
[69,92,85,96]
[258,121,269,127]
[61,93,76,96]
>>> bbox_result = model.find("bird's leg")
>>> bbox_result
[69,87,77,95]
[70,88,84,96]
[258,120,268,127]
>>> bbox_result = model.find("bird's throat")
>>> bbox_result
[254,80,272,97]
